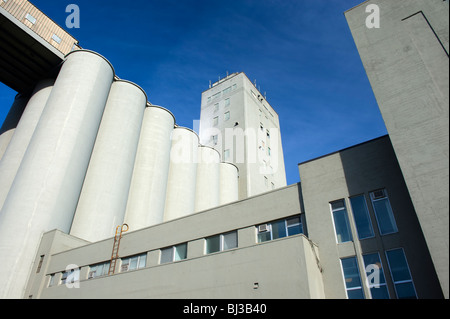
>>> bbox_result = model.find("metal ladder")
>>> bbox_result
[108,224,129,276]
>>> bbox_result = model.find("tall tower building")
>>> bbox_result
[199,72,287,200]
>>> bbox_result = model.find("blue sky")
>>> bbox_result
[0,0,387,185]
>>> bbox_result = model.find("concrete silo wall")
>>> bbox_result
[0,80,54,211]
[195,146,220,213]
[219,162,239,205]
[0,50,114,298]
[70,80,147,242]
[124,105,175,231]
[164,127,199,221]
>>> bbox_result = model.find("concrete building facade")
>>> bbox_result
[345,0,449,297]
[23,136,443,299]
[0,0,447,299]
[198,72,287,199]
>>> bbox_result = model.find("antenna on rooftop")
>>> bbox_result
[209,80,211,89]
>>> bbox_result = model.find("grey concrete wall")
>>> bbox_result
[345,0,449,297]
[25,184,323,299]
[299,135,443,298]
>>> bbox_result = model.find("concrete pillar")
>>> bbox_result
[164,127,199,221]
[195,146,220,212]
[124,105,175,231]
[0,50,114,298]
[70,80,147,242]
[0,80,54,211]
[219,162,239,205]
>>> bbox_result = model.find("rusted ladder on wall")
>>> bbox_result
[108,224,129,276]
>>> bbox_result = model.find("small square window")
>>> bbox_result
[25,13,37,24]
[51,34,62,44]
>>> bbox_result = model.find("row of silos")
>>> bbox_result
[0,49,238,298]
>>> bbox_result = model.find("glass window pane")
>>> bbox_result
[206,235,220,254]
[271,220,287,240]
[370,286,390,299]
[160,247,174,264]
[395,282,417,299]
[386,249,412,283]
[138,254,147,269]
[350,196,374,239]
[286,216,300,226]
[371,195,397,235]
[341,257,363,289]
[363,253,386,284]
[332,202,353,243]
[175,243,187,261]
[223,231,238,250]
[129,256,138,270]
[347,288,365,299]
[257,229,271,243]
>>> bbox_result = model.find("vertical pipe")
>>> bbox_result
[0,50,114,298]
[164,127,199,221]
[0,80,54,211]
[219,162,239,205]
[195,146,220,212]
[124,105,175,231]
[69,80,147,242]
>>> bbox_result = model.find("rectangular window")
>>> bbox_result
[88,261,110,279]
[370,189,398,235]
[25,13,37,24]
[51,34,62,44]
[120,253,147,272]
[223,87,232,95]
[363,253,390,299]
[257,216,303,243]
[160,243,188,264]
[213,116,219,126]
[48,274,56,287]
[224,149,230,161]
[36,255,44,273]
[212,135,218,145]
[260,123,264,131]
[350,195,374,239]
[212,92,221,100]
[224,111,230,121]
[341,257,365,299]
[214,103,219,112]
[264,176,268,187]
[386,248,417,299]
[205,231,238,254]
[331,200,353,243]
[224,98,230,107]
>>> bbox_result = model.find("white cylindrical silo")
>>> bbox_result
[163,127,199,222]
[0,80,54,211]
[0,50,114,299]
[0,93,30,160]
[69,80,147,242]
[124,105,175,231]
[219,162,239,205]
[194,146,220,212]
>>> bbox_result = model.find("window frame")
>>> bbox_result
[330,200,353,244]
[370,189,398,235]
[160,243,188,264]
[205,231,238,254]
[340,256,365,299]
[349,194,375,240]
[385,248,417,299]
[257,215,303,243]
[120,253,147,273]
[362,252,390,299]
